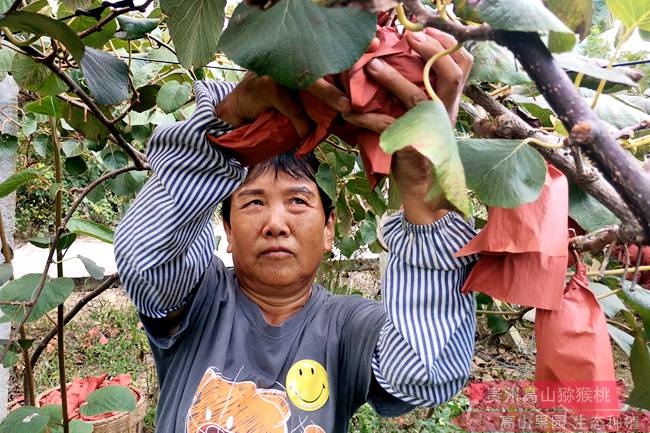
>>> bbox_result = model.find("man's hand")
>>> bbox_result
[351,28,473,224]
[215,73,352,139]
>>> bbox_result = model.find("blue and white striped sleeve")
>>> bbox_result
[371,211,478,407]
[114,80,246,318]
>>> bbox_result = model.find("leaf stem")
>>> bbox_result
[521,137,564,149]
[595,288,622,300]
[423,43,463,102]
[591,26,634,109]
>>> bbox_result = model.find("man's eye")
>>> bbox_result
[291,197,307,205]
[245,199,263,207]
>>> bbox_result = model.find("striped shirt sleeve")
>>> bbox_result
[114,80,246,318]
[372,211,478,407]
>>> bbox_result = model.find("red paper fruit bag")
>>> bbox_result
[455,164,569,310]
[535,253,619,417]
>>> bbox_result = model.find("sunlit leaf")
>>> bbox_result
[468,42,530,85]
[156,81,192,113]
[0,168,41,198]
[115,16,159,40]
[0,274,74,323]
[12,54,68,96]
[472,0,572,34]
[0,406,48,433]
[458,139,546,208]
[555,53,638,87]
[77,255,105,280]
[380,101,470,216]
[590,282,628,318]
[606,0,650,31]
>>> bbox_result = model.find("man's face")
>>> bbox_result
[224,170,335,297]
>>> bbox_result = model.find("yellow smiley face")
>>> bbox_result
[286,359,330,411]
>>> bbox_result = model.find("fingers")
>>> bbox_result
[365,59,428,109]
[268,85,312,138]
[342,112,395,134]
[306,78,351,113]
[405,30,464,87]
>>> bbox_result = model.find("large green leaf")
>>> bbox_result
[468,42,530,85]
[80,48,129,105]
[62,102,109,141]
[218,0,377,88]
[0,275,74,323]
[61,0,93,9]
[115,16,159,40]
[607,324,633,356]
[580,89,646,129]
[555,53,638,87]
[380,101,470,216]
[568,182,620,232]
[0,0,13,15]
[0,406,49,433]
[160,0,227,68]
[0,11,84,60]
[79,386,136,417]
[0,48,15,81]
[12,54,68,96]
[156,81,192,113]
[0,168,41,198]
[620,281,650,327]
[473,0,572,34]
[628,334,650,409]
[457,139,546,208]
[606,0,650,31]
[68,9,118,49]
[67,217,114,243]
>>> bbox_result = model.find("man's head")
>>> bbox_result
[222,152,335,297]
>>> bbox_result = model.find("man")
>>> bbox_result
[114,28,476,433]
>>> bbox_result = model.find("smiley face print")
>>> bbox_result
[285,360,330,411]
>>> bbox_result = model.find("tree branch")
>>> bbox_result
[464,85,644,243]
[77,0,156,39]
[493,32,650,243]
[30,275,119,368]
[403,0,495,41]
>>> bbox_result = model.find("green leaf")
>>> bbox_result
[12,54,68,96]
[24,97,63,118]
[315,165,336,201]
[606,0,650,31]
[338,237,357,258]
[156,81,192,113]
[68,7,118,49]
[457,139,546,208]
[0,275,74,323]
[62,139,82,158]
[359,218,377,245]
[581,89,648,129]
[607,324,634,356]
[69,420,93,433]
[620,281,650,326]
[116,16,159,40]
[80,47,129,105]
[79,386,136,417]
[545,0,592,37]
[64,156,88,177]
[547,32,577,53]
[0,134,17,159]
[0,48,14,82]
[131,84,160,112]
[107,171,145,196]
[0,406,49,433]
[568,182,620,232]
[474,0,573,34]
[487,314,511,334]
[555,53,638,87]
[468,42,530,85]
[0,11,85,60]
[590,282,628,318]
[28,233,76,250]
[161,0,227,68]
[102,151,128,170]
[218,0,376,88]
[62,102,109,141]
[77,255,105,280]
[0,0,13,15]
[628,334,650,409]
[0,168,41,198]
[1,345,19,367]
[41,404,63,424]
[380,101,470,216]
[0,264,11,286]
[61,0,93,9]
[67,217,114,243]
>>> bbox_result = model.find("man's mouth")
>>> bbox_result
[260,247,293,257]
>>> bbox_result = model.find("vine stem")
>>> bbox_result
[422,43,463,102]
[596,288,622,301]
[521,137,564,149]
[51,117,70,433]
[396,3,424,31]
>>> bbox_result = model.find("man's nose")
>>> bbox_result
[262,206,290,238]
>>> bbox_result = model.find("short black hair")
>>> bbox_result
[221,152,334,226]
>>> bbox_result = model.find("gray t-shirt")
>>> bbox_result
[142,256,412,433]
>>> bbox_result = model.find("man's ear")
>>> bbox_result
[223,219,233,253]
[323,212,335,252]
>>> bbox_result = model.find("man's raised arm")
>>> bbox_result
[114,81,245,319]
